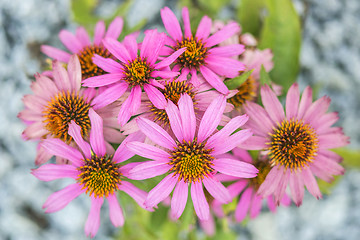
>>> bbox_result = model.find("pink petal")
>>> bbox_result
[94,20,105,45]
[85,197,104,238]
[32,164,78,181]
[207,114,249,148]
[171,180,189,219]
[22,94,47,112]
[191,181,210,220]
[165,100,184,141]
[145,174,177,208]
[52,60,71,91]
[274,169,290,205]
[286,83,300,120]
[144,84,167,109]
[89,108,106,156]
[195,16,212,40]
[318,133,349,149]
[103,38,131,63]
[142,30,166,65]
[113,131,145,163]
[303,96,331,124]
[227,180,248,198]
[32,74,58,101]
[160,7,183,41]
[128,161,171,180]
[205,22,240,48]
[234,187,252,222]
[182,7,192,38]
[261,84,285,124]
[297,86,313,119]
[178,94,196,141]
[243,101,275,136]
[68,121,91,159]
[301,167,322,199]
[122,34,138,59]
[313,112,339,133]
[312,155,345,176]
[206,56,245,78]
[213,158,258,178]
[289,171,304,206]
[126,141,171,161]
[35,144,53,165]
[76,27,91,47]
[43,183,84,213]
[136,117,177,149]
[197,95,226,142]
[318,149,343,163]
[118,181,148,209]
[151,70,179,79]
[22,122,47,139]
[67,55,82,91]
[257,166,283,198]
[203,175,231,203]
[249,194,262,219]
[92,54,124,73]
[155,47,187,69]
[118,86,141,126]
[59,30,83,53]
[208,44,245,57]
[199,65,229,94]
[105,17,123,39]
[267,196,276,212]
[41,45,71,63]
[211,129,253,155]
[107,193,124,227]
[91,82,128,109]
[41,139,83,167]
[237,136,268,150]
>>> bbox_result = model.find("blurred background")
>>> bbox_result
[1,0,359,239]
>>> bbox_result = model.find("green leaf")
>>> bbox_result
[259,65,272,86]
[333,148,360,169]
[224,70,254,90]
[258,0,301,93]
[237,0,266,38]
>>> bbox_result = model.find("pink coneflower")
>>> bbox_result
[160,7,245,94]
[216,148,291,222]
[32,109,148,237]
[121,77,236,134]
[41,17,123,80]
[240,83,349,205]
[82,29,186,126]
[18,55,123,164]
[126,94,258,220]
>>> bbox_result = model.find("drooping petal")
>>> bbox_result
[145,174,177,208]
[213,158,258,178]
[144,84,167,109]
[257,166,283,198]
[32,164,78,181]
[197,95,226,142]
[118,86,141,126]
[289,171,304,206]
[261,84,285,124]
[160,7,183,41]
[136,117,177,149]
[178,94,196,142]
[203,175,231,203]
[41,139,83,167]
[191,181,210,220]
[107,193,124,227]
[68,121,91,159]
[226,180,248,198]
[301,167,322,199]
[43,183,84,213]
[155,47,187,69]
[118,181,148,209]
[85,197,104,238]
[234,187,252,222]
[199,66,229,94]
[113,131,145,163]
[89,108,106,156]
[171,180,189,219]
[249,194,262,219]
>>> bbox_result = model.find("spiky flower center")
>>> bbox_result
[174,37,208,69]
[124,57,152,87]
[268,119,318,170]
[43,91,90,143]
[227,76,257,108]
[248,160,271,190]
[150,80,196,126]
[78,45,112,80]
[77,154,121,198]
[169,139,214,183]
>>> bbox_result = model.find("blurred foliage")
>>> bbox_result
[258,0,301,93]
[71,0,146,39]
[224,70,253,90]
[334,148,360,169]
[238,0,266,38]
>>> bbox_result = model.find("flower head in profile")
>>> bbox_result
[32,109,148,237]
[41,17,123,80]
[82,29,186,126]
[18,55,123,165]
[160,7,245,94]
[240,83,349,205]
[217,148,291,222]
[126,94,258,220]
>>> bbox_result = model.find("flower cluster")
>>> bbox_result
[19,6,349,237]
